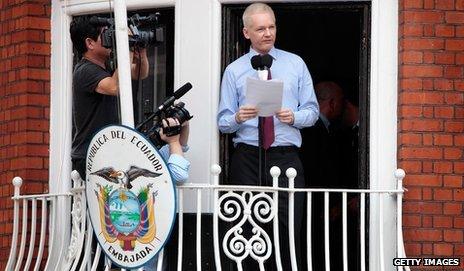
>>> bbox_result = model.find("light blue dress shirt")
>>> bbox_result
[217,47,319,147]
[158,144,190,182]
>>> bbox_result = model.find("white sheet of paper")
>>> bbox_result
[245,77,284,117]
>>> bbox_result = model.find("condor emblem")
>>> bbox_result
[85,125,176,268]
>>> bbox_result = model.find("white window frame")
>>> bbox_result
[50,0,398,269]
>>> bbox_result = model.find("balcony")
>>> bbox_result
[5,166,408,271]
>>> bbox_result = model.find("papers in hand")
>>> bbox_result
[245,77,283,117]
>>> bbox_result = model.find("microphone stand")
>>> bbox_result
[251,54,273,187]
[257,67,270,187]
[258,110,263,187]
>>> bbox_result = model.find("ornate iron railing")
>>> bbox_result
[5,165,409,271]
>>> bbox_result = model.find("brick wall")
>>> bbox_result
[0,0,51,268]
[399,0,464,267]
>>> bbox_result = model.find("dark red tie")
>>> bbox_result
[259,69,275,150]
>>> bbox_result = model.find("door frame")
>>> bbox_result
[215,0,399,269]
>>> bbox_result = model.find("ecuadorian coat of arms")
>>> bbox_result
[85,125,176,269]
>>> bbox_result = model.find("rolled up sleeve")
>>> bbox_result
[167,154,190,183]
[159,145,190,183]
[293,62,319,129]
[217,68,241,133]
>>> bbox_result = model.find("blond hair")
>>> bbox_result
[242,3,275,28]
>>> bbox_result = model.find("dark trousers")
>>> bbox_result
[229,143,305,270]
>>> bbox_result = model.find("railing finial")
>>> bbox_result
[71,170,82,182]
[12,176,23,187]
[285,167,297,179]
[394,168,406,181]
[270,166,281,178]
[211,164,221,176]
[12,177,23,197]
[211,164,221,186]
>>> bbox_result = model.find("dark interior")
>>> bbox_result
[275,5,362,97]
[220,3,371,270]
[221,2,370,189]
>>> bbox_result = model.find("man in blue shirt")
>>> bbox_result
[217,2,319,270]
[144,118,189,271]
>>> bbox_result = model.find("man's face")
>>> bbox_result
[86,28,111,59]
[333,92,345,119]
[342,100,359,127]
[243,12,276,54]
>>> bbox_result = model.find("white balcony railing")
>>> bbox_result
[5,165,409,271]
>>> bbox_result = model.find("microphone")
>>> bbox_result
[136,82,192,130]
[261,54,273,69]
[251,55,270,81]
[158,82,192,111]
[251,55,262,70]
[174,82,192,99]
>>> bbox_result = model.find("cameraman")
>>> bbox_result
[143,118,190,271]
[70,16,149,179]
[70,16,190,270]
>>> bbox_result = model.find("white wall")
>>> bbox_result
[174,0,221,212]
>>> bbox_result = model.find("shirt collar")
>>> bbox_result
[247,47,277,61]
[319,113,330,131]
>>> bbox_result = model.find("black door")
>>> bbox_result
[221,2,370,191]
[220,2,371,270]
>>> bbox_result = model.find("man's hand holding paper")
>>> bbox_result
[235,105,258,124]
[245,77,284,117]
[276,108,294,125]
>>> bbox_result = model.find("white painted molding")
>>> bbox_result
[63,0,175,15]
[369,0,398,270]
[174,0,223,212]
[49,0,73,268]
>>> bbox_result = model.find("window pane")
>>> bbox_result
[132,8,174,126]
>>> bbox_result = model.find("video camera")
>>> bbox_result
[137,83,193,148]
[89,13,164,49]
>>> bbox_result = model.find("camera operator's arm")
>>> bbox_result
[95,49,147,96]
[179,121,189,147]
[96,71,119,96]
[131,48,149,80]
[159,118,190,182]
